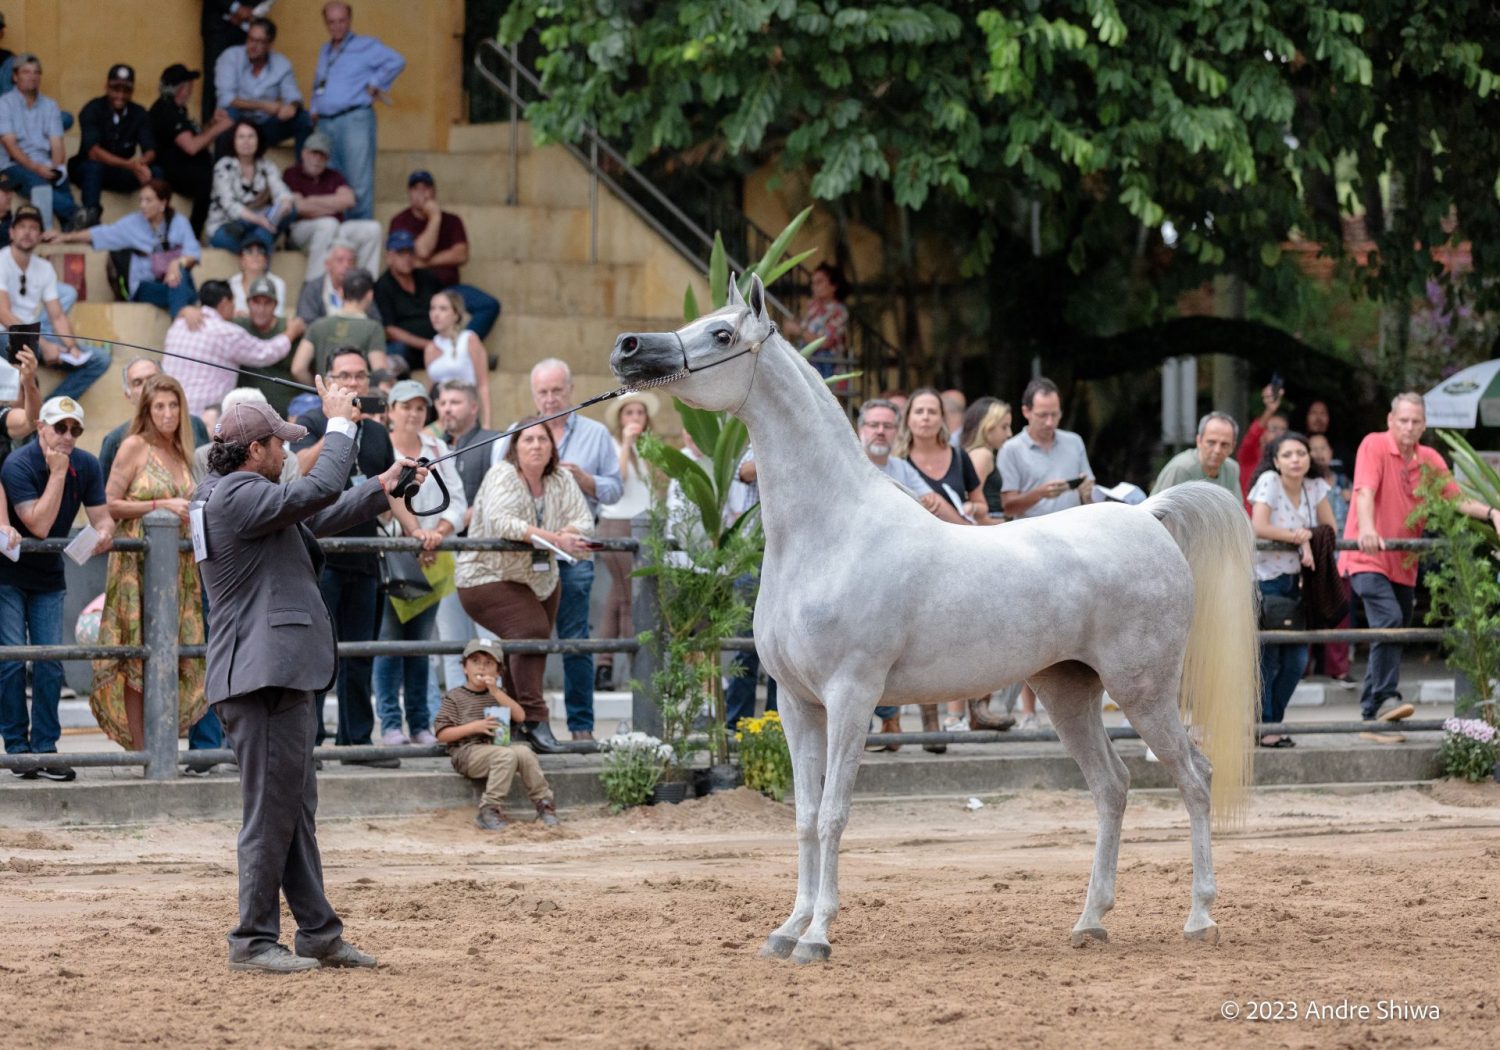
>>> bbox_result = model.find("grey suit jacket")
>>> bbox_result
[196,430,389,704]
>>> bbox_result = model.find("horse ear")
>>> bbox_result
[748,273,766,320]
[726,274,744,307]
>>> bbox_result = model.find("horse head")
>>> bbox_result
[610,273,775,413]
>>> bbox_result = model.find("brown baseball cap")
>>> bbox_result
[214,401,307,446]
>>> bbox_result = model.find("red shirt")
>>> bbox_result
[389,207,467,287]
[1236,417,1265,499]
[1337,430,1457,586]
[282,164,351,221]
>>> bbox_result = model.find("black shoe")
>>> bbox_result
[340,757,402,769]
[68,207,100,232]
[35,763,77,782]
[524,721,563,754]
[10,766,38,780]
[594,665,613,691]
[182,760,217,777]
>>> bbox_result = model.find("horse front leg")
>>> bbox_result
[760,690,826,959]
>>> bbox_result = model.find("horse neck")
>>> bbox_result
[736,338,871,539]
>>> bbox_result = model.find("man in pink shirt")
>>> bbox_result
[1338,392,1498,730]
[162,279,302,415]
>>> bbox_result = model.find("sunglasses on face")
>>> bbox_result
[52,421,84,438]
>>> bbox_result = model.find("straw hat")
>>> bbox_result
[603,390,661,432]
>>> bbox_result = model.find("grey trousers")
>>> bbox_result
[217,687,343,961]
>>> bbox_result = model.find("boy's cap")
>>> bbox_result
[462,638,504,662]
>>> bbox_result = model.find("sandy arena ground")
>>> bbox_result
[2,782,1498,1048]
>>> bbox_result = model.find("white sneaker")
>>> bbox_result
[1145,747,1159,763]
[944,717,970,733]
[412,730,438,746]
[380,729,409,747]
[1018,713,1039,730]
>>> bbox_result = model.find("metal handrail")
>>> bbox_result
[471,39,898,387]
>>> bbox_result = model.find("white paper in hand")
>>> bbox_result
[529,532,576,564]
[63,525,101,566]
[1,532,20,563]
[59,346,94,367]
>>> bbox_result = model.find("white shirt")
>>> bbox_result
[0,247,61,324]
[1249,472,1331,581]
[230,272,288,317]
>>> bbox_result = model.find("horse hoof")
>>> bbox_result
[791,940,832,965]
[759,934,798,960]
[1183,924,1220,945]
[1070,927,1108,948]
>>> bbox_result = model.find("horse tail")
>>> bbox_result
[1142,481,1257,828]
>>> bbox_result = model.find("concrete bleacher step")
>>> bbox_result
[446,122,535,154]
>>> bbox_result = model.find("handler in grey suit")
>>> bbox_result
[196,387,427,973]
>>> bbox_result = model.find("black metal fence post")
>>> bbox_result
[629,529,663,739]
[142,512,182,780]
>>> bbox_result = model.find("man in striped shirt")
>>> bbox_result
[163,279,302,415]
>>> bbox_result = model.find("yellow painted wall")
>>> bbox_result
[3,0,463,151]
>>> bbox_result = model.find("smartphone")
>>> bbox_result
[5,322,42,364]
[1067,476,1087,490]
[355,393,387,414]
[580,538,607,551]
[1269,372,1285,396]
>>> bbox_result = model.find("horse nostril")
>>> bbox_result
[622,336,639,354]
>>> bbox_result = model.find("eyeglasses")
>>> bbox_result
[861,421,897,431]
[51,421,84,438]
[330,371,369,382]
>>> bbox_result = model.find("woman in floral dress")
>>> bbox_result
[90,375,206,749]
[782,262,850,381]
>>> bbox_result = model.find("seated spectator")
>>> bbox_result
[190,387,301,484]
[433,639,560,831]
[289,267,385,384]
[1,203,110,401]
[0,54,79,231]
[213,17,311,158]
[295,239,382,324]
[148,64,232,235]
[231,276,300,413]
[99,357,211,481]
[374,229,443,370]
[388,171,499,338]
[45,179,201,318]
[228,240,284,316]
[283,130,382,281]
[66,64,160,230]
[424,290,491,426]
[0,168,15,245]
[160,279,301,415]
[205,120,292,255]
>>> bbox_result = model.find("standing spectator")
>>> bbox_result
[2,203,111,402]
[282,130,381,281]
[45,179,201,318]
[0,54,78,231]
[595,391,658,691]
[0,396,114,780]
[1249,432,1335,748]
[295,239,380,324]
[99,358,211,480]
[960,397,1012,517]
[149,64,232,235]
[372,380,461,746]
[214,16,310,156]
[308,2,405,222]
[387,171,500,338]
[161,279,300,415]
[496,360,623,741]
[1304,398,1354,479]
[1235,382,1289,498]
[1308,430,1355,686]
[199,1,258,124]
[66,64,159,230]
[423,290,491,425]
[291,347,423,765]
[206,120,293,255]
[374,229,443,369]
[1338,393,1500,737]
[457,417,592,754]
[998,377,1095,729]
[92,375,208,754]
[228,241,283,316]
[289,267,384,383]
[780,262,848,380]
[940,389,967,449]
[1151,412,1242,496]
[898,387,992,526]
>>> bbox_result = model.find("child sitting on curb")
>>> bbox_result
[433,639,560,831]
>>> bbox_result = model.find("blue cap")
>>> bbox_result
[386,229,416,252]
[407,169,435,187]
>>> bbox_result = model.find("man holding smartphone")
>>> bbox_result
[998,377,1095,519]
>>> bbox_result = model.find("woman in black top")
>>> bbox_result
[896,388,994,525]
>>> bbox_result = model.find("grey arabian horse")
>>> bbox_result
[611,275,1257,963]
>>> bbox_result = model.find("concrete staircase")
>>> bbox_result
[38,122,706,449]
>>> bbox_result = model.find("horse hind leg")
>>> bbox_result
[1031,663,1126,947]
[1123,699,1219,944]
[759,689,828,960]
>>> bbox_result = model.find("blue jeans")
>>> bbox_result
[132,273,199,319]
[209,211,291,257]
[0,586,66,754]
[451,284,500,341]
[373,598,437,736]
[556,558,595,733]
[1349,572,1415,718]
[1258,574,1308,726]
[317,568,380,746]
[68,158,163,210]
[1,164,78,229]
[39,283,113,401]
[320,106,376,220]
[188,706,223,749]
[223,108,314,157]
[873,705,899,719]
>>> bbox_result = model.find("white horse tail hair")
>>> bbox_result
[1142,481,1258,828]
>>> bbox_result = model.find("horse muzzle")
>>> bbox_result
[611,331,684,384]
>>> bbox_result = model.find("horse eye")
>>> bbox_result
[714,330,732,344]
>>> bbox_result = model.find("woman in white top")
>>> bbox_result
[594,391,660,690]
[424,290,491,427]
[1248,431,1335,748]
[205,121,294,257]
[373,380,467,746]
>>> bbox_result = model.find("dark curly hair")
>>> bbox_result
[207,440,251,475]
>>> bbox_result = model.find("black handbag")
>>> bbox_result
[381,550,432,601]
[1259,591,1305,631]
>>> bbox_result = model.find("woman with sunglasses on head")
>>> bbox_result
[90,374,207,756]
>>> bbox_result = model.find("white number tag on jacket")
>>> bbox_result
[190,504,209,563]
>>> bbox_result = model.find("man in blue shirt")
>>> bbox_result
[215,17,312,157]
[308,2,405,221]
[0,396,114,781]
[0,54,79,231]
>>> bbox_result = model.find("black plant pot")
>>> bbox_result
[692,763,744,797]
[651,780,690,805]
